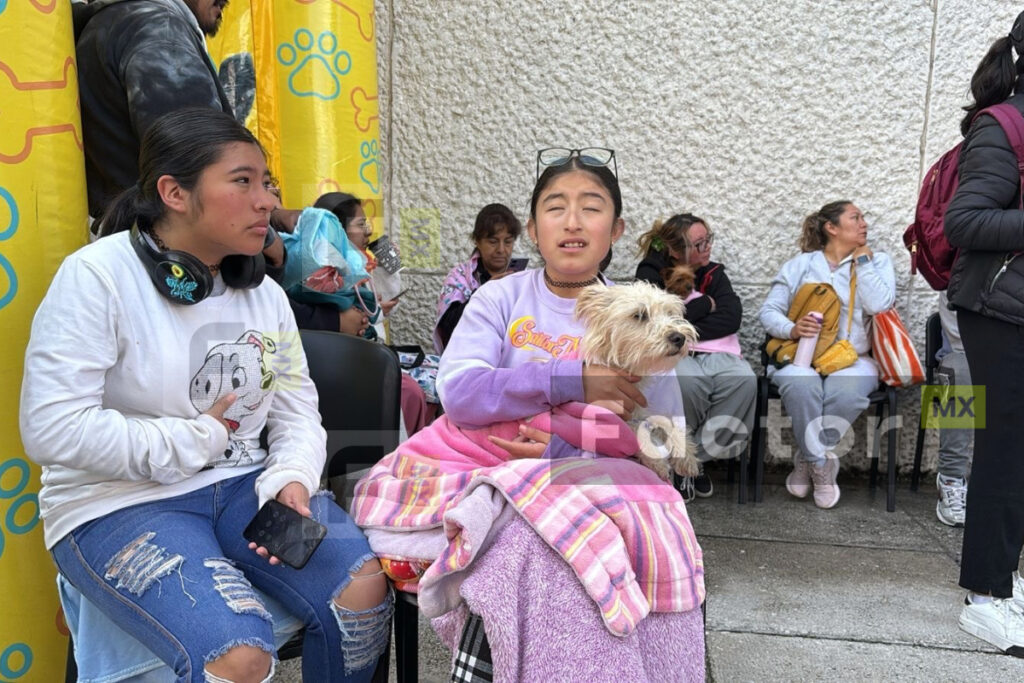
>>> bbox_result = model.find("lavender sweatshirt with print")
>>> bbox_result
[436,269,685,438]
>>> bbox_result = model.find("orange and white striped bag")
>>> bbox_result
[870,309,925,387]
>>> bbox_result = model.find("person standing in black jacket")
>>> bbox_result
[945,10,1024,657]
[75,0,234,220]
[635,214,756,500]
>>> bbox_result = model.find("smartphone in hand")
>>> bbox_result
[506,257,529,273]
[243,500,327,569]
[368,235,402,274]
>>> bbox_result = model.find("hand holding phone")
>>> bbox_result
[243,499,327,569]
[368,235,402,274]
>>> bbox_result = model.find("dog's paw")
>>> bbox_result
[635,416,676,481]
[671,434,701,478]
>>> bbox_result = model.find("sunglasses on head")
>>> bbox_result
[536,147,617,181]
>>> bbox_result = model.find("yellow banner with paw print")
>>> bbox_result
[208,0,383,238]
[0,1,87,680]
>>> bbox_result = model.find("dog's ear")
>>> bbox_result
[574,284,612,323]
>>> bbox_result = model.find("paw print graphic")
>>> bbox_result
[0,457,40,561]
[277,28,352,101]
[359,140,380,195]
[0,185,18,310]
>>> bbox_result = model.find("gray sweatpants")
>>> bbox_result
[675,352,757,463]
[768,356,879,465]
[936,348,974,479]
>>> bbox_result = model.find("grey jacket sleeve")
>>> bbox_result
[945,113,1024,251]
[122,38,225,140]
[854,253,897,316]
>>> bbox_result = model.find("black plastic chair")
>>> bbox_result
[910,313,943,491]
[750,343,900,511]
[299,330,402,485]
[298,330,404,680]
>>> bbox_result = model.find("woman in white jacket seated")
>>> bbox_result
[20,108,390,683]
[758,201,895,510]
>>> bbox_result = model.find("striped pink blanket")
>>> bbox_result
[351,412,705,636]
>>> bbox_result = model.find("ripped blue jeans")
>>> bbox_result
[51,471,391,683]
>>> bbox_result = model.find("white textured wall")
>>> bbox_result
[374,0,1019,472]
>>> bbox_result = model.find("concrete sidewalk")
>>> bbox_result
[689,471,1022,681]
[281,471,1024,681]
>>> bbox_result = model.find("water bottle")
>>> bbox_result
[792,311,823,368]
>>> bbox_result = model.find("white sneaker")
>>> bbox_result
[936,474,967,527]
[1013,572,1024,611]
[785,457,812,499]
[810,455,840,509]
[959,595,1024,656]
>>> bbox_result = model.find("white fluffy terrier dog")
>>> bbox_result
[574,281,699,481]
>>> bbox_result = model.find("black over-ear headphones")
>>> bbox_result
[130,224,266,305]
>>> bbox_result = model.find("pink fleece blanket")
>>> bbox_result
[352,408,705,636]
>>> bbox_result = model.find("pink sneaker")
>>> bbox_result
[811,455,840,509]
[786,457,812,499]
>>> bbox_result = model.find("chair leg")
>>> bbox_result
[751,378,770,504]
[753,436,765,504]
[868,402,883,491]
[65,636,76,683]
[395,593,419,683]
[726,457,736,483]
[745,418,758,502]
[738,444,748,505]
[371,631,391,683]
[887,390,898,513]
[911,426,925,492]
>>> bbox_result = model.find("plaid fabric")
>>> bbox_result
[354,437,705,635]
[451,613,493,682]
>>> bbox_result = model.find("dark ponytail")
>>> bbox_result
[799,201,851,253]
[95,184,154,238]
[95,108,262,236]
[960,12,1024,136]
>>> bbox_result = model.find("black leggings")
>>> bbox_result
[958,308,1024,597]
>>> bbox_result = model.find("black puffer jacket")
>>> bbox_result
[945,92,1024,325]
[634,250,742,341]
[75,0,232,217]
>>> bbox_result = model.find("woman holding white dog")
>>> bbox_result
[355,149,706,681]
[441,148,704,680]
[635,214,757,501]
[759,201,895,509]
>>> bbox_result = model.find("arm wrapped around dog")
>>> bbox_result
[525,402,639,458]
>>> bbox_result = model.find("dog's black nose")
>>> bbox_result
[668,332,686,349]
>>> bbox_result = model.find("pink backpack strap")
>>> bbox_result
[981,102,1024,206]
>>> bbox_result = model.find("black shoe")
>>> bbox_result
[676,473,696,502]
[693,463,713,498]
